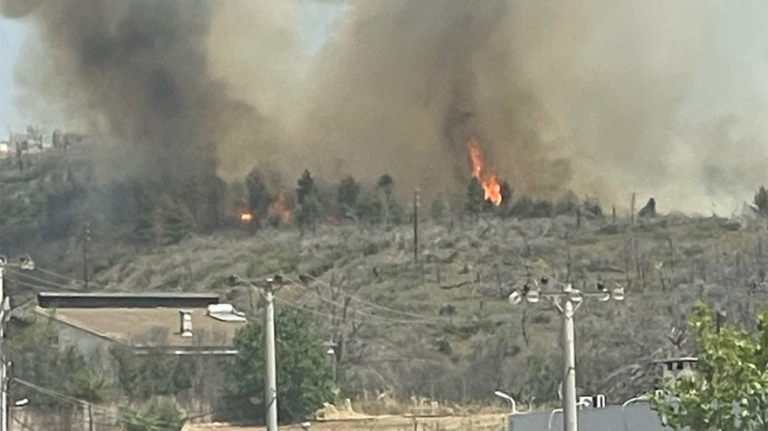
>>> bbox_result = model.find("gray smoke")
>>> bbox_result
[4,0,768,214]
[1,0,295,189]
[291,0,768,212]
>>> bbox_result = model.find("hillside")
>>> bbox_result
[40,211,766,406]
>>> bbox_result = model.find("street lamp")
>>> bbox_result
[510,277,625,431]
[494,390,518,414]
[622,394,650,409]
[548,400,592,430]
[621,394,650,431]
[327,348,337,384]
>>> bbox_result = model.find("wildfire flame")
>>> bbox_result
[239,211,253,222]
[466,137,502,206]
[269,191,292,223]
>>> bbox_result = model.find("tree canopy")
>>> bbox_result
[224,306,334,424]
[651,301,768,431]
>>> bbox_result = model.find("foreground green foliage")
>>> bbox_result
[651,301,768,431]
[121,398,184,431]
[224,306,334,424]
[7,320,106,407]
[111,346,196,400]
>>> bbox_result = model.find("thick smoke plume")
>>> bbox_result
[292,0,768,212]
[4,0,768,214]
[1,0,297,226]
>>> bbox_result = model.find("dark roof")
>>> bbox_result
[37,292,221,309]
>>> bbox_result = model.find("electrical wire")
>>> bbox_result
[13,378,189,431]
[24,265,517,326]
[282,277,436,324]
[6,269,85,292]
[282,274,517,326]
[291,273,443,320]
[34,267,87,284]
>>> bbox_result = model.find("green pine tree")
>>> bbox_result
[132,185,158,246]
[159,197,196,246]
[224,306,334,424]
[465,178,484,219]
[755,186,768,215]
[431,194,447,222]
[296,169,317,206]
[376,174,394,226]
[245,167,276,216]
[296,192,323,234]
[337,176,361,218]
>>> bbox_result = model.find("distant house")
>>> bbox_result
[33,292,248,360]
[0,142,10,159]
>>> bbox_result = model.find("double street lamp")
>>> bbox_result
[509,277,625,431]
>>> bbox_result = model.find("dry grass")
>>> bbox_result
[184,413,509,431]
[93,212,768,404]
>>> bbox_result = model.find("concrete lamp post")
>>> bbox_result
[510,277,626,431]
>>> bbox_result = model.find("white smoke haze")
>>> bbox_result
[2,0,768,214]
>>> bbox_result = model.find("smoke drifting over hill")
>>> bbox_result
[3,0,768,213]
[1,0,294,186]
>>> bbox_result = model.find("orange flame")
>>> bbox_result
[269,191,292,222]
[466,137,502,206]
[239,211,253,222]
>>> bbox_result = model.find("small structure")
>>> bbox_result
[655,356,698,383]
[34,292,247,357]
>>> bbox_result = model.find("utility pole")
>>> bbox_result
[263,276,280,431]
[0,255,35,431]
[0,262,6,431]
[509,278,625,431]
[227,273,283,431]
[562,297,577,431]
[82,222,90,290]
[413,188,419,263]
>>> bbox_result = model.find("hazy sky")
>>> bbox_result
[0,1,343,139]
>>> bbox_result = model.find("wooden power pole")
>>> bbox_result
[413,188,419,263]
[83,222,90,289]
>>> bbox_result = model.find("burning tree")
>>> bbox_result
[466,137,503,206]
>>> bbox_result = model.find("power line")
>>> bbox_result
[23,266,517,326]
[284,274,514,326]
[5,270,85,292]
[286,273,435,320]
[12,378,187,431]
[33,267,107,290]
